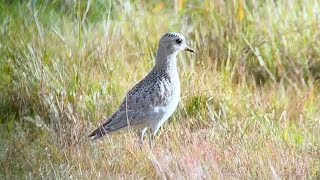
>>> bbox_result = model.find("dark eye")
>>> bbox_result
[175,38,182,44]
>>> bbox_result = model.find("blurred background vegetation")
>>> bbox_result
[0,0,319,179]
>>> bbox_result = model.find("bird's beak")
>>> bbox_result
[185,46,195,53]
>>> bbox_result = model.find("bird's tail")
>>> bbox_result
[88,114,129,140]
[88,126,108,140]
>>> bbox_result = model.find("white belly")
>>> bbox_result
[150,86,180,135]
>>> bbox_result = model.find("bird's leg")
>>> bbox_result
[140,127,148,142]
[149,134,156,148]
[148,127,160,148]
[138,127,148,150]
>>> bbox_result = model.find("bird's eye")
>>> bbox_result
[176,38,182,44]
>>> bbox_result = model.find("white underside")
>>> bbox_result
[151,91,180,135]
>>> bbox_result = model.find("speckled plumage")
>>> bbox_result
[88,32,194,141]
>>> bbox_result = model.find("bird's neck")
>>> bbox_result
[154,47,178,75]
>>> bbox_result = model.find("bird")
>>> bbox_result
[88,32,194,142]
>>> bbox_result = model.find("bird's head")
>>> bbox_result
[158,32,195,55]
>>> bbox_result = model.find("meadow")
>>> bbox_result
[0,0,320,179]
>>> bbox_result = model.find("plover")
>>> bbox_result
[88,32,194,141]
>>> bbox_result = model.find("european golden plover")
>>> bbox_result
[88,32,194,141]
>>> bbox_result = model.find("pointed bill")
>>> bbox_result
[185,46,195,53]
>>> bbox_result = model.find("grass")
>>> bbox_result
[0,0,320,179]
